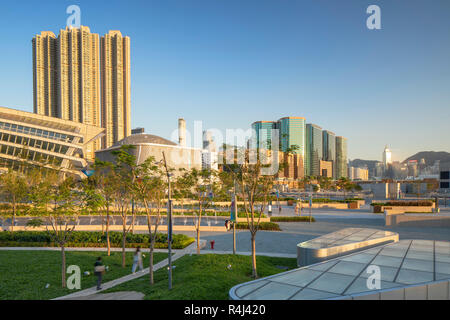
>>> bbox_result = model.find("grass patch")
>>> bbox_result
[0,250,167,300]
[270,216,315,222]
[104,254,297,300]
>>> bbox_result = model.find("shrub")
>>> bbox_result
[0,231,194,249]
[371,201,433,207]
[235,222,281,231]
[270,216,315,222]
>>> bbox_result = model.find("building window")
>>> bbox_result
[440,182,450,189]
[441,171,450,180]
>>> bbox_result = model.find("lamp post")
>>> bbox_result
[162,152,173,290]
[232,178,237,254]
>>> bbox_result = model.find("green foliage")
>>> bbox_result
[0,231,195,249]
[370,201,433,207]
[235,222,281,231]
[270,216,316,222]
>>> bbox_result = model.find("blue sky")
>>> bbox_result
[0,0,449,162]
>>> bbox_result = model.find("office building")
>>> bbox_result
[439,161,450,192]
[348,166,369,181]
[320,160,333,178]
[383,145,392,169]
[251,121,277,149]
[0,106,104,179]
[278,117,306,156]
[131,128,145,135]
[336,136,348,179]
[323,130,336,179]
[306,123,323,177]
[100,30,131,149]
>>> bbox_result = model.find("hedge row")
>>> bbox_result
[270,216,316,222]
[0,231,194,249]
[235,222,281,231]
[299,198,358,204]
[371,201,433,207]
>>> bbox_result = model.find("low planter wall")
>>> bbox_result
[378,206,434,214]
[385,214,450,227]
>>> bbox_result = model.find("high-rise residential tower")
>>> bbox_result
[305,123,323,177]
[100,30,131,148]
[33,26,101,159]
[336,136,348,179]
[32,31,58,117]
[323,130,336,179]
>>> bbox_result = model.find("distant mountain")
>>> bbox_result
[403,151,450,165]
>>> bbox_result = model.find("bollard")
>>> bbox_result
[210,240,215,250]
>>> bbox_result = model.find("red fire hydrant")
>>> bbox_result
[210,240,215,250]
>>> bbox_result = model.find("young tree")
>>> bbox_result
[92,160,116,256]
[109,145,138,267]
[0,169,27,232]
[134,156,165,284]
[235,150,277,279]
[180,168,217,254]
[28,169,78,288]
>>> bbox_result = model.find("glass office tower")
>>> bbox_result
[277,117,305,155]
[323,130,336,179]
[306,124,323,177]
[336,136,348,179]
[251,121,277,149]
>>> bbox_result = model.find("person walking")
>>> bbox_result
[132,246,144,274]
[94,257,105,291]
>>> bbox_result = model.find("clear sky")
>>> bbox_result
[0,0,449,162]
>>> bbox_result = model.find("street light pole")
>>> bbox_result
[162,152,172,290]
[233,178,237,255]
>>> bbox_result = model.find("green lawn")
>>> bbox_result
[104,254,298,300]
[0,250,167,300]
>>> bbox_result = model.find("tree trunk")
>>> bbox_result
[11,200,15,233]
[251,233,257,279]
[122,215,126,267]
[106,208,110,256]
[196,202,202,254]
[61,245,66,288]
[149,242,155,285]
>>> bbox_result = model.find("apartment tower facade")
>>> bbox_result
[100,30,131,148]
[33,26,131,158]
[33,26,101,159]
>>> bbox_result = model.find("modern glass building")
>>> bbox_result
[336,136,348,179]
[323,130,336,179]
[306,124,323,177]
[251,121,277,150]
[0,106,104,179]
[277,117,306,155]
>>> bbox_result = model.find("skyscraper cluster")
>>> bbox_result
[251,117,348,179]
[32,26,131,159]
